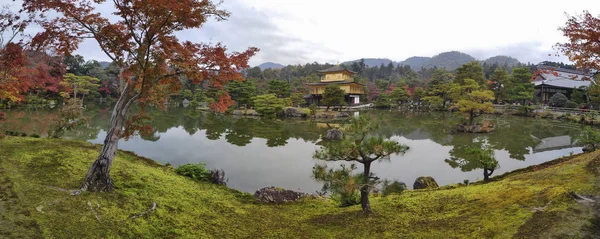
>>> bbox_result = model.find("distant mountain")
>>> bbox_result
[258,62,284,70]
[342,58,394,68]
[483,56,521,67]
[420,51,477,70]
[398,56,431,69]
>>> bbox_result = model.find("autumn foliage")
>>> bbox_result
[21,0,258,191]
[556,11,600,71]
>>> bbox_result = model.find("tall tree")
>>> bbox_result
[24,0,258,192]
[268,80,290,98]
[455,61,486,86]
[314,115,409,214]
[227,80,256,107]
[489,68,510,102]
[423,69,453,109]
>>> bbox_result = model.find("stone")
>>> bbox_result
[282,107,306,118]
[583,145,596,153]
[413,176,439,190]
[323,128,344,141]
[232,110,244,116]
[254,187,307,203]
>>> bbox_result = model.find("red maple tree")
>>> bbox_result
[23,0,258,192]
[556,11,600,73]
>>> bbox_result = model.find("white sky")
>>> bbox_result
[6,0,600,66]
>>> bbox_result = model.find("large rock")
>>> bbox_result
[413,176,439,190]
[323,129,344,141]
[282,107,306,118]
[254,187,307,203]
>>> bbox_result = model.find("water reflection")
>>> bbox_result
[1,107,584,192]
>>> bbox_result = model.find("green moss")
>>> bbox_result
[0,137,599,238]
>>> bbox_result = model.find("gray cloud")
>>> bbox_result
[188,0,341,66]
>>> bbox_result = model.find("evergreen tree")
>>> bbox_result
[321,84,346,111]
[314,115,409,214]
[455,61,486,86]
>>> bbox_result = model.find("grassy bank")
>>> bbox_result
[1,137,599,238]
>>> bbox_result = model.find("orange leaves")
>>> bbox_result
[210,91,235,113]
[556,11,600,70]
[23,0,258,139]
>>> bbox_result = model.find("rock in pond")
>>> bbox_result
[413,176,439,190]
[323,128,344,141]
[254,187,308,203]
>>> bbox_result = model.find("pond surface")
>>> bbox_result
[1,105,585,193]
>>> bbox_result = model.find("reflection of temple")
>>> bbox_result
[532,135,577,153]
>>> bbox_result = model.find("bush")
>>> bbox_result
[381,180,406,196]
[549,93,568,107]
[30,134,40,138]
[565,100,578,109]
[253,94,285,118]
[309,103,318,117]
[175,163,210,181]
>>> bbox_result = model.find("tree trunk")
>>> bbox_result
[80,84,136,192]
[360,162,372,214]
[483,167,494,181]
[469,110,475,126]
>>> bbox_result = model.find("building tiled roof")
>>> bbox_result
[317,65,357,74]
[305,80,364,86]
[533,66,593,89]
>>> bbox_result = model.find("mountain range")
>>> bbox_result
[256,51,522,71]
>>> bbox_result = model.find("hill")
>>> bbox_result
[419,51,477,70]
[398,56,431,69]
[1,136,599,238]
[342,58,395,68]
[257,62,284,70]
[483,55,521,67]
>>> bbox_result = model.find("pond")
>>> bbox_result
[1,105,585,193]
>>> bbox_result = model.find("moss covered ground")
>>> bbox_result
[1,137,599,238]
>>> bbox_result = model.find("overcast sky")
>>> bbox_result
[7,0,600,66]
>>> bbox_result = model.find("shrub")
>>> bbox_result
[381,180,406,196]
[549,93,568,107]
[30,134,40,138]
[309,103,318,117]
[565,100,578,109]
[175,163,210,181]
[20,132,27,137]
[253,94,285,118]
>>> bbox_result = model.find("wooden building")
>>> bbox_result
[304,65,365,105]
[532,66,592,103]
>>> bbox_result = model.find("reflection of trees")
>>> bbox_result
[4,106,584,155]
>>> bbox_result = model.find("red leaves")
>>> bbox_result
[556,11,600,70]
[23,0,258,138]
[210,91,235,113]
